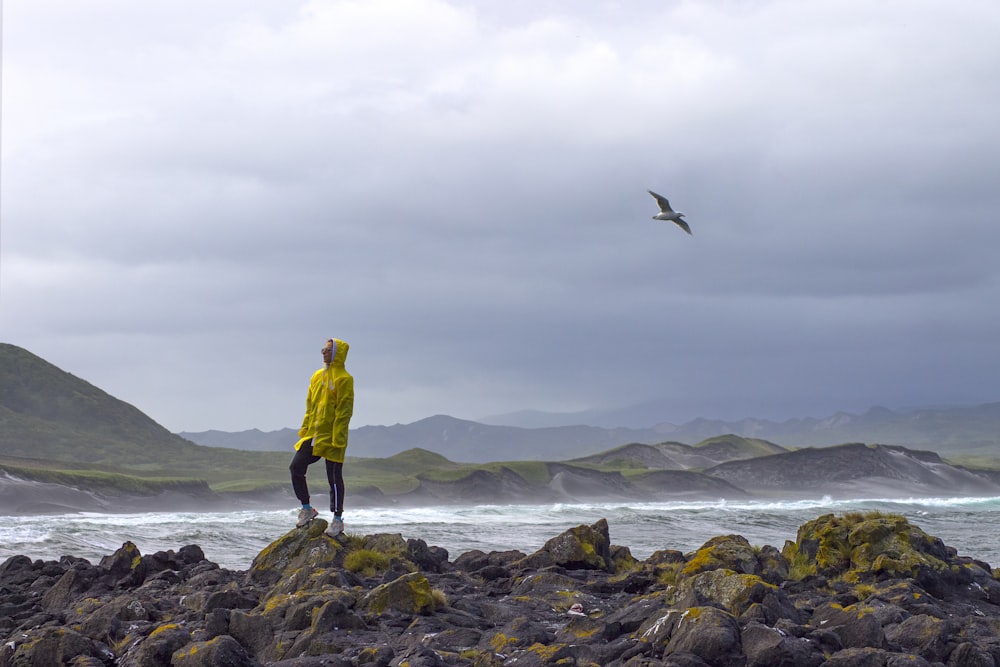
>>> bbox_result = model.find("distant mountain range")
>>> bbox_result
[180,402,1000,463]
[181,418,673,462]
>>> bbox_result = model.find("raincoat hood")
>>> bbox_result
[327,338,349,368]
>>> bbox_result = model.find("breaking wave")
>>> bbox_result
[4,496,1000,571]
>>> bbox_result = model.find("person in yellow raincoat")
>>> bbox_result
[290,338,354,536]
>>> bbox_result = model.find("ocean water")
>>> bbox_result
[4,496,1000,572]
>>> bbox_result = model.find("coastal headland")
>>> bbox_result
[3,511,1000,666]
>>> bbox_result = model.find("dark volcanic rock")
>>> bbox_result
[3,513,1000,666]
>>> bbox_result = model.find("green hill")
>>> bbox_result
[693,434,788,459]
[1,343,202,462]
[0,343,289,485]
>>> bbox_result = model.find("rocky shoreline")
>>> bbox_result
[3,512,1000,666]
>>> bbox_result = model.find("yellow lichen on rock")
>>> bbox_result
[149,623,180,637]
[782,512,950,582]
[489,632,518,653]
[677,568,777,616]
[679,535,759,578]
[359,572,439,615]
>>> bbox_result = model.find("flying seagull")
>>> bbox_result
[647,190,692,235]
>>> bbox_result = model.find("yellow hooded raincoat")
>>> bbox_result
[294,338,354,462]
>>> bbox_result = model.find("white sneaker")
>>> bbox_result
[325,516,344,537]
[296,507,318,527]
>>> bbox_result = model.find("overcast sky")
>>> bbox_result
[2,0,999,433]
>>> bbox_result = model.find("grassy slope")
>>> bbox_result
[0,343,295,485]
[694,434,788,458]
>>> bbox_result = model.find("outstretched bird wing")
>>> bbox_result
[673,219,692,235]
[647,189,674,213]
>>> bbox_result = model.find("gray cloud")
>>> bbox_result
[3,0,999,431]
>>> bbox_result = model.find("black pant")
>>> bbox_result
[289,438,344,515]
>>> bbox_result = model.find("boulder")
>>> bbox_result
[782,513,952,585]
[100,541,146,587]
[171,634,261,667]
[359,572,440,616]
[517,518,614,572]
[809,601,887,650]
[740,621,824,667]
[0,626,111,667]
[663,606,743,666]
[117,624,192,667]
[884,614,955,663]
[680,534,761,578]
[675,568,778,616]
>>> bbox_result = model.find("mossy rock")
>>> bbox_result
[5,626,104,666]
[480,616,558,654]
[679,534,760,578]
[884,613,954,662]
[171,634,255,667]
[247,520,344,588]
[782,513,951,583]
[519,519,613,572]
[120,624,193,667]
[75,593,154,640]
[863,580,930,608]
[257,588,359,631]
[610,544,639,574]
[359,572,439,616]
[98,541,146,586]
[361,533,409,554]
[646,549,687,569]
[676,568,777,616]
[809,600,886,649]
